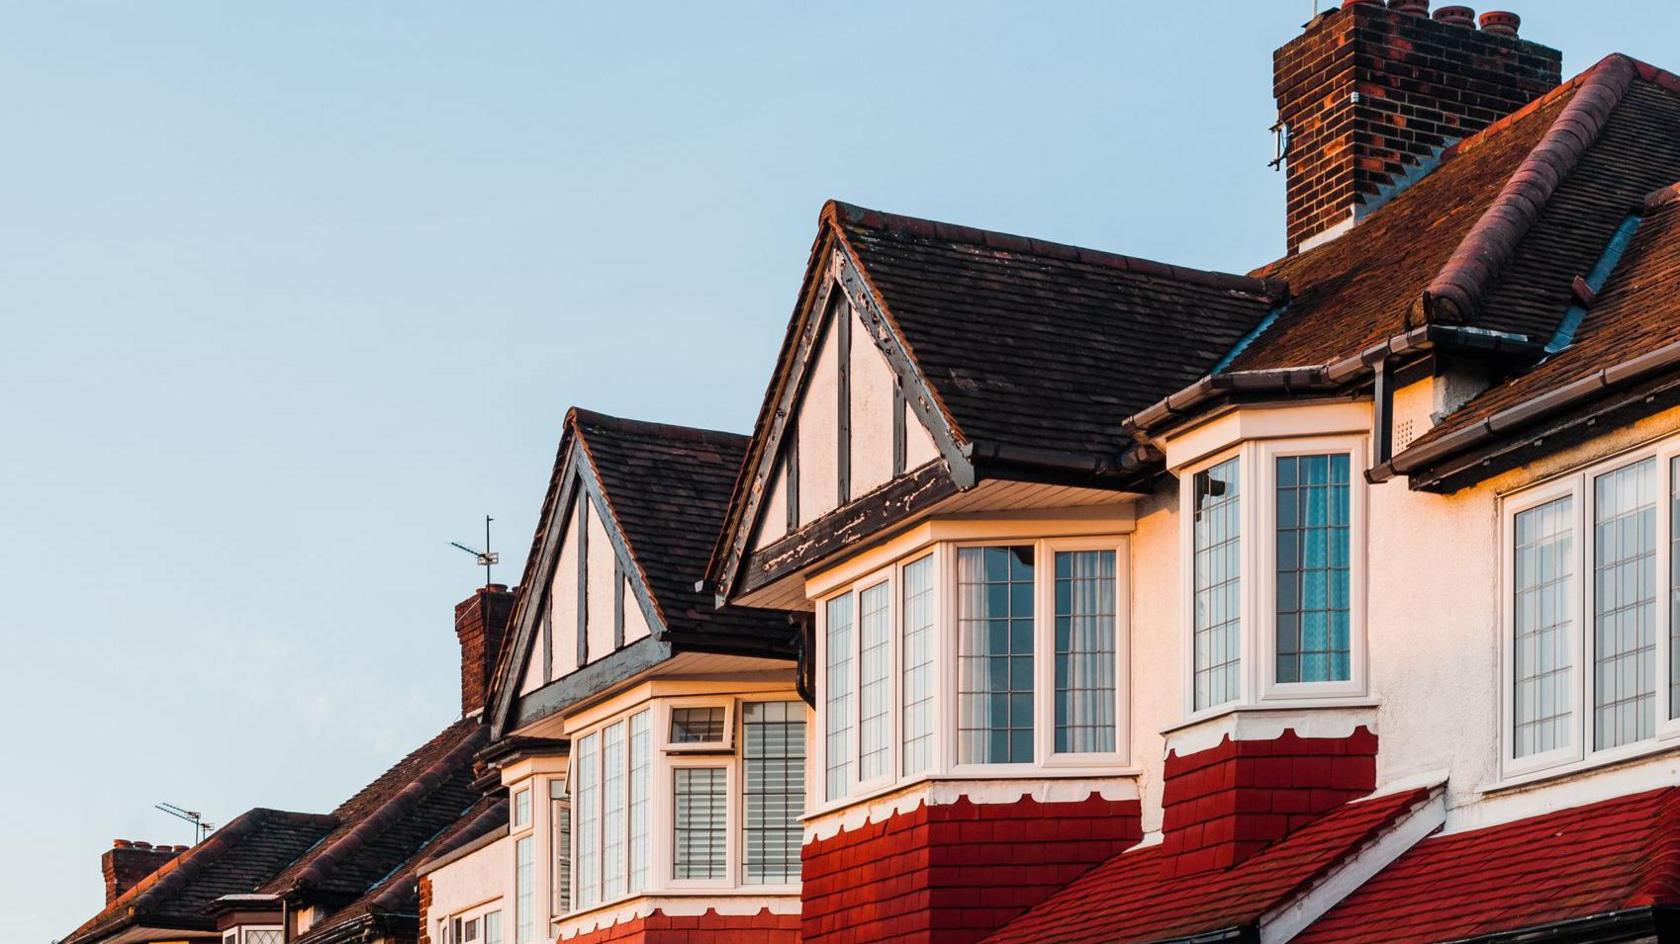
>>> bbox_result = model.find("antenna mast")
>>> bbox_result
[451,515,500,589]
[155,802,213,844]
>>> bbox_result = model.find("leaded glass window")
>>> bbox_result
[823,594,854,800]
[901,556,936,774]
[1193,457,1242,709]
[858,581,892,781]
[1055,549,1116,753]
[1593,458,1656,749]
[673,767,727,880]
[742,701,805,884]
[670,707,726,744]
[957,546,1035,764]
[1275,454,1352,684]
[1513,495,1575,758]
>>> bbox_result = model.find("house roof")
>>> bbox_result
[262,716,487,900]
[1295,787,1680,944]
[63,808,336,944]
[981,787,1431,944]
[292,796,509,944]
[825,201,1286,466]
[573,409,794,650]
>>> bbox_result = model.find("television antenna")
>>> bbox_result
[451,516,500,588]
[155,802,213,844]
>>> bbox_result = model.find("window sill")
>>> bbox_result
[1485,729,1680,795]
[1161,700,1380,756]
[803,767,1143,822]
[558,886,802,924]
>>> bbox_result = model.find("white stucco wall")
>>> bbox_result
[905,400,938,468]
[550,498,582,678]
[623,572,651,644]
[754,460,789,552]
[586,501,617,661]
[849,305,897,497]
[426,836,510,928]
[796,312,839,525]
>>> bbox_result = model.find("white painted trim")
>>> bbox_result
[801,775,1140,843]
[1162,705,1379,758]
[554,893,800,941]
[1164,401,1372,474]
[1296,213,1358,254]
[1468,738,1680,832]
[1259,787,1445,944]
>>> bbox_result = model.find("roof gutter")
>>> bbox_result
[1371,336,1680,483]
[1439,906,1680,944]
[1123,325,1543,440]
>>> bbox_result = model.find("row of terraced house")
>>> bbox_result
[62,4,1680,944]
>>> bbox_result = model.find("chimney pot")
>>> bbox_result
[1341,0,1381,7]
[1479,10,1520,37]
[133,841,152,851]
[112,839,133,849]
[1433,5,1476,27]
[1388,0,1430,16]
[102,839,180,905]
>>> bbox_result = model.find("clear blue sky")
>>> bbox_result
[3,2,1674,939]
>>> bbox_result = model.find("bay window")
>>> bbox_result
[1179,436,1368,717]
[570,710,650,910]
[1503,443,1680,779]
[814,533,1130,809]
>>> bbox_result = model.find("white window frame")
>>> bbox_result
[736,698,808,888]
[1500,474,1587,779]
[1499,440,1680,782]
[1178,437,1371,722]
[810,536,1131,813]
[662,699,734,754]
[511,787,532,832]
[567,708,652,913]
[1256,436,1369,703]
[664,752,735,890]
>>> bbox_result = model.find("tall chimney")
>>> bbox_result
[454,584,517,718]
[102,840,181,904]
[1274,1,1561,254]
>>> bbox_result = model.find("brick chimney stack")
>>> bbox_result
[1274,1,1561,254]
[454,583,517,719]
[103,840,183,904]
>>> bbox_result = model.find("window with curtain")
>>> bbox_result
[628,712,650,893]
[1193,457,1242,710]
[742,701,805,884]
[1275,454,1352,684]
[901,556,936,775]
[824,594,854,800]
[515,836,534,944]
[549,783,571,915]
[574,733,599,909]
[601,723,626,900]
[957,546,1035,764]
[1055,550,1117,753]
[858,581,891,781]
[1593,458,1657,749]
[673,767,727,879]
[1513,495,1576,758]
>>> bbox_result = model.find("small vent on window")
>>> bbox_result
[1396,418,1417,451]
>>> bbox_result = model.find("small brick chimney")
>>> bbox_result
[1274,1,1562,254]
[103,840,183,904]
[454,583,517,718]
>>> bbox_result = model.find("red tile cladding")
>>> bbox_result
[801,792,1142,944]
[558,907,800,944]
[1160,728,1377,877]
[982,787,1432,944]
[1295,786,1680,944]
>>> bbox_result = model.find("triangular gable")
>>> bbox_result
[489,412,668,737]
[711,206,973,603]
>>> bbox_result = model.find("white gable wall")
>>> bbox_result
[905,399,938,468]
[623,572,652,644]
[849,304,897,496]
[796,311,840,526]
[585,499,617,661]
[549,494,582,679]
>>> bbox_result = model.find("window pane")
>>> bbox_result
[742,701,806,884]
[574,733,599,909]
[670,707,725,744]
[486,912,502,944]
[513,789,530,829]
[1671,457,1680,721]
[1275,454,1352,684]
[1055,550,1116,753]
[1594,459,1657,749]
[673,767,727,880]
[901,556,936,775]
[958,546,1035,763]
[601,722,626,900]
[858,581,892,780]
[1194,458,1242,709]
[628,712,650,893]
[550,784,571,915]
[1513,495,1575,758]
[515,836,534,944]
[246,933,283,944]
[824,594,854,800]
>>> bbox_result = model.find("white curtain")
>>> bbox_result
[1058,550,1115,753]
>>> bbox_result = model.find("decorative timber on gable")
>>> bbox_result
[488,412,669,739]
[708,211,973,609]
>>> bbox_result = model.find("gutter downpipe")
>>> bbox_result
[1372,337,1680,484]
